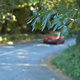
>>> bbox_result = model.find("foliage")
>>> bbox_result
[0,33,44,44]
[26,0,80,38]
[0,0,40,34]
[27,7,79,36]
[41,0,76,10]
[51,44,80,80]
[76,28,80,44]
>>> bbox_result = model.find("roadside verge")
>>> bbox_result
[46,55,73,80]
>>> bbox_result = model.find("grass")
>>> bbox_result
[50,44,80,80]
[0,33,44,45]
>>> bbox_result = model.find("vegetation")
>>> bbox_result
[0,33,44,44]
[0,0,80,79]
[51,44,80,80]
[26,1,80,80]
[0,0,80,39]
[27,0,80,44]
[0,0,40,34]
[0,0,44,44]
[26,2,80,80]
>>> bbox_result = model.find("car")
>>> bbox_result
[43,31,64,44]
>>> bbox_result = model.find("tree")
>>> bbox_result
[27,0,80,44]
[0,0,38,34]
[0,0,26,34]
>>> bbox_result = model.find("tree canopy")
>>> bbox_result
[27,0,80,37]
[0,0,40,34]
[0,0,80,39]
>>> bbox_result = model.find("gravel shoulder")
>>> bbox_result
[45,55,73,80]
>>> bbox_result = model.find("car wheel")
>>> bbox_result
[62,39,65,43]
[43,41,46,43]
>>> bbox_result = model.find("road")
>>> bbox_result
[0,38,76,80]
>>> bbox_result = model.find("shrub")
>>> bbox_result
[51,44,80,80]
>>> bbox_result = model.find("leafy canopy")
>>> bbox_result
[27,0,80,36]
[27,8,79,36]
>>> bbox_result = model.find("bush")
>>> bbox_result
[51,44,80,80]
[0,33,44,44]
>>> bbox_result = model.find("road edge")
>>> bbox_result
[45,55,73,80]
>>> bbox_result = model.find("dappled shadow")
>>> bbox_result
[0,37,76,80]
[0,47,47,73]
[0,41,68,80]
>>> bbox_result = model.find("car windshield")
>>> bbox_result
[49,32,60,37]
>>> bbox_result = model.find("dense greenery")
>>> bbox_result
[0,0,79,43]
[0,33,44,44]
[51,44,80,80]
[27,0,80,44]
[26,1,80,80]
[0,1,80,79]
[0,0,80,36]
[27,0,78,32]
[0,0,40,34]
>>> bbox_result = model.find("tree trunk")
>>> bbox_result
[76,0,80,7]
[1,20,8,34]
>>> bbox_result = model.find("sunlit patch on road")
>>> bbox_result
[34,43,51,47]
[0,39,76,80]
[16,63,47,67]
[50,78,55,80]
[3,46,14,48]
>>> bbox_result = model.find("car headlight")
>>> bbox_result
[56,37,59,39]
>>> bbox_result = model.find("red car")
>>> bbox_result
[43,31,64,44]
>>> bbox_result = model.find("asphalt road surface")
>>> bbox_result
[0,38,76,80]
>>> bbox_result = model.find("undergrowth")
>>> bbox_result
[0,33,44,44]
[51,44,80,80]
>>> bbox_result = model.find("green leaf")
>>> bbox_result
[75,19,80,23]
[33,11,37,16]
[58,25,64,29]
[26,16,35,23]
[50,21,57,29]
[37,24,42,30]
[62,25,68,36]
[54,15,57,19]
[65,10,72,15]
[59,9,66,14]
[53,21,61,31]
[75,12,80,23]
[52,10,57,14]
[31,22,35,31]
[38,8,44,15]
[42,13,48,21]
[40,7,48,14]
[35,23,42,30]
[63,17,70,24]
[48,20,51,29]
[31,17,38,31]
[36,17,41,23]
[41,22,46,31]
[33,7,38,16]
[58,15,64,20]
[68,22,74,28]
[54,15,62,22]
[27,17,35,24]
[41,13,52,31]
[72,10,78,18]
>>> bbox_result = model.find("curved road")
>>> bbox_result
[0,38,76,80]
